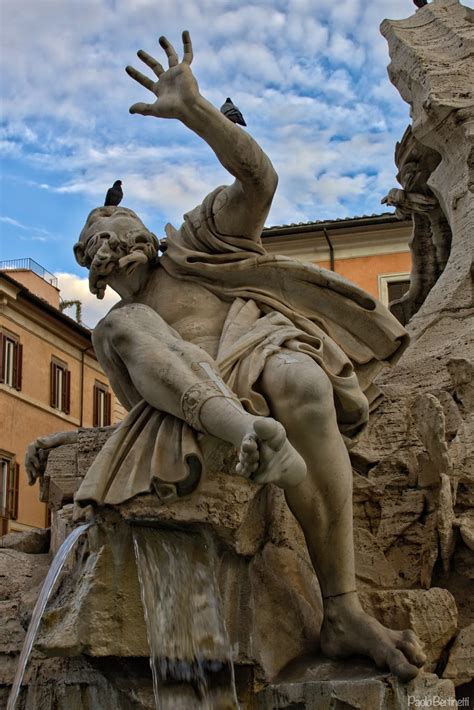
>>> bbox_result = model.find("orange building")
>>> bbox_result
[262,213,412,306]
[0,261,124,534]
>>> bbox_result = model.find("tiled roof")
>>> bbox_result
[263,212,399,232]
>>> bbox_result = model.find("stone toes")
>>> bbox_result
[242,437,257,453]
[387,648,420,681]
[396,637,426,667]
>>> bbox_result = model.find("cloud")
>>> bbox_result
[3,0,459,269]
[55,272,120,328]
[0,216,26,229]
[0,215,52,238]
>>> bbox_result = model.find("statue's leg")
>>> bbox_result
[259,350,427,681]
[93,303,305,482]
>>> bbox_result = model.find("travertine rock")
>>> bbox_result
[381,1,474,332]
[346,0,474,694]
[0,600,26,656]
[0,528,50,554]
[359,588,458,672]
[0,657,156,710]
[257,658,456,710]
[0,549,50,603]
[443,623,474,685]
[412,394,451,479]
[36,497,322,682]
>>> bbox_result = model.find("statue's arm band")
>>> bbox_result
[181,380,241,433]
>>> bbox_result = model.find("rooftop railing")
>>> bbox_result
[0,258,58,288]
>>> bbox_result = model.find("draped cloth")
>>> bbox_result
[75,188,409,507]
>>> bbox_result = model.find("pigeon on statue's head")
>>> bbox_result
[220,98,247,127]
[413,0,428,8]
[104,180,123,207]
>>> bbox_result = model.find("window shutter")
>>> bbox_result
[63,369,71,414]
[106,391,112,426]
[11,463,19,520]
[0,463,5,517]
[12,342,18,389]
[0,333,5,384]
[15,343,23,391]
[6,461,18,520]
[50,361,56,407]
[93,385,99,427]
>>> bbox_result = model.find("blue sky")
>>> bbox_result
[1,0,471,325]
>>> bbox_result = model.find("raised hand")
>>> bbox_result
[126,31,198,120]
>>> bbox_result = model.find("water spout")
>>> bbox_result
[7,521,93,710]
[133,527,238,710]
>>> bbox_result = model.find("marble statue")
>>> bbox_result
[26,31,427,681]
[381,126,452,325]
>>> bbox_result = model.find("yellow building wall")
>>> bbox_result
[1,394,78,528]
[0,294,123,532]
[4,270,60,308]
[315,252,412,300]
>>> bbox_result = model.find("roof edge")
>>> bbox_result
[0,271,93,341]
[263,212,408,237]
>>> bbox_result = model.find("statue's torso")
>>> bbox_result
[133,265,231,359]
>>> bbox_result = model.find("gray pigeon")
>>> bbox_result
[413,0,428,7]
[220,98,247,127]
[104,180,123,207]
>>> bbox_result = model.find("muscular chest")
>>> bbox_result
[139,268,230,355]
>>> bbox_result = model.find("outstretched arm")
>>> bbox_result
[126,31,277,240]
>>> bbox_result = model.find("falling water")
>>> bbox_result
[7,521,93,710]
[133,527,238,710]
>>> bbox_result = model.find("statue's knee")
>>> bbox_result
[289,368,335,417]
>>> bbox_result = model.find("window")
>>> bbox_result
[93,381,111,427]
[378,273,411,307]
[50,358,71,413]
[0,331,22,390]
[0,453,19,534]
[387,279,410,303]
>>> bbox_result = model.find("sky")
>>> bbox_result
[1,0,471,326]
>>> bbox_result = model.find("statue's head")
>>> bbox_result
[74,206,159,299]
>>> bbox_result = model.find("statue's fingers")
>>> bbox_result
[182,30,193,64]
[137,49,164,77]
[125,65,155,92]
[129,102,155,115]
[159,35,178,67]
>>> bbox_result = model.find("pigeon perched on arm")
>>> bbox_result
[220,98,247,127]
[413,0,428,8]
[104,180,123,207]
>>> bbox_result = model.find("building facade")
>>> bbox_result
[262,213,412,307]
[0,263,124,534]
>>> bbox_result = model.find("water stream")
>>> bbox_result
[6,521,93,710]
[133,527,238,710]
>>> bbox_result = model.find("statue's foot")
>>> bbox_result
[320,595,427,681]
[236,417,307,488]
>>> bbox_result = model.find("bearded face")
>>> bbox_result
[74,207,159,299]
